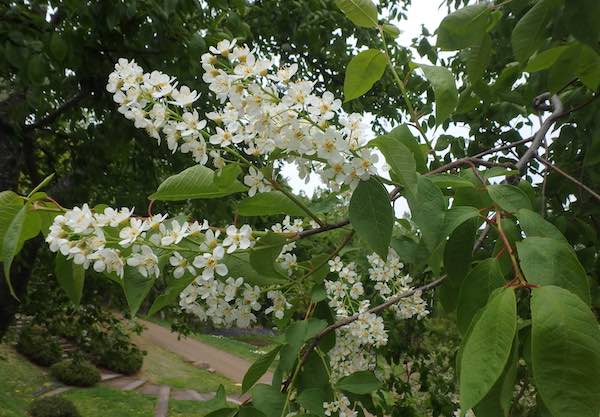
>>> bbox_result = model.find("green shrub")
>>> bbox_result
[16,325,63,366]
[50,358,101,387]
[28,396,81,417]
[96,345,144,375]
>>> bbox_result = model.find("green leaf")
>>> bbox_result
[148,275,197,316]
[238,191,306,217]
[375,125,427,173]
[343,49,387,102]
[440,219,476,313]
[531,286,600,417]
[335,371,381,394]
[204,408,238,417]
[297,387,331,417]
[382,23,400,38]
[517,237,590,304]
[419,64,458,125]
[429,174,475,189]
[249,232,287,278]
[0,191,24,255]
[457,258,505,335]
[474,335,519,417]
[1,204,28,298]
[335,0,378,28]
[563,0,600,47]
[511,0,563,62]
[436,4,491,50]
[525,45,570,72]
[278,319,327,374]
[27,54,46,86]
[349,178,393,259]
[150,165,247,201]
[514,209,567,243]
[238,407,267,417]
[465,34,491,81]
[54,254,85,305]
[122,266,155,316]
[407,175,446,251]
[251,384,286,417]
[223,253,287,286]
[487,184,532,213]
[460,288,517,411]
[242,345,282,394]
[369,135,417,195]
[49,33,68,62]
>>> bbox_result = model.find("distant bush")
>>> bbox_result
[16,325,62,367]
[28,396,80,417]
[94,345,144,375]
[50,358,100,387]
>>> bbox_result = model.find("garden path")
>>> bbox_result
[135,318,273,385]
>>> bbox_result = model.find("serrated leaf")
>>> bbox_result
[511,0,563,62]
[242,345,282,394]
[349,178,393,259]
[437,4,491,50]
[54,253,86,305]
[369,134,417,195]
[460,288,517,411]
[525,45,570,72]
[49,33,68,62]
[1,204,28,298]
[251,384,286,417]
[531,286,600,417]
[122,266,155,316]
[238,191,306,217]
[465,34,491,81]
[420,64,458,125]
[440,219,476,312]
[335,371,381,394]
[297,387,331,417]
[407,175,446,251]
[148,274,197,316]
[517,237,590,304]
[457,258,505,335]
[335,0,378,28]
[249,232,287,279]
[150,165,247,201]
[487,184,532,213]
[429,174,475,189]
[514,209,567,243]
[344,49,387,102]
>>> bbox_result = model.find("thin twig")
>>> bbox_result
[535,156,600,202]
[23,90,88,131]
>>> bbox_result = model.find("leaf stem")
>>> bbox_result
[270,180,325,227]
[378,26,439,164]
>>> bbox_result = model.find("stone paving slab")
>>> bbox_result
[123,379,147,391]
[155,385,170,417]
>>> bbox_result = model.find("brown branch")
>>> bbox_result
[294,275,447,376]
[514,94,564,174]
[536,156,600,202]
[23,90,88,131]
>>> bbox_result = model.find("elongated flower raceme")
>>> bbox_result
[106,41,379,192]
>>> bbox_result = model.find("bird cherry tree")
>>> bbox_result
[1,1,600,417]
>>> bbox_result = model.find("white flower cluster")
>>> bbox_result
[271,216,304,276]
[107,40,379,191]
[45,204,252,281]
[179,276,262,328]
[323,250,430,381]
[366,252,429,320]
[323,395,357,417]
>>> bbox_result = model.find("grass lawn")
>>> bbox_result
[63,387,155,417]
[138,339,241,394]
[0,343,52,417]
